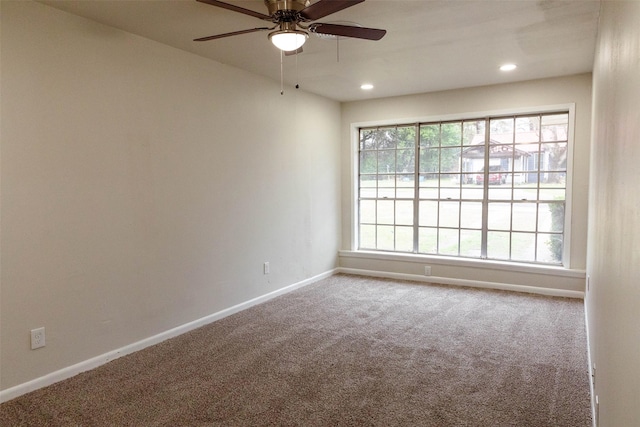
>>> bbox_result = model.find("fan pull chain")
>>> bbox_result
[295,51,299,89]
[280,50,284,95]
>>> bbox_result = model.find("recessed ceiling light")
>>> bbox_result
[500,64,517,72]
[361,83,374,90]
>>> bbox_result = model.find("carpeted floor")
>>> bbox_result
[0,274,592,426]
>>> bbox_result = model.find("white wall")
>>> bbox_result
[587,1,640,425]
[340,75,592,293]
[0,1,341,392]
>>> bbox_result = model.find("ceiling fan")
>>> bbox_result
[194,0,386,53]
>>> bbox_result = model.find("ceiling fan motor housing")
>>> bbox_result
[264,0,310,17]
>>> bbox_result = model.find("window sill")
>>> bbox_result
[338,250,586,279]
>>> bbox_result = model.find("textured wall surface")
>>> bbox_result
[1,1,341,391]
[587,1,640,425]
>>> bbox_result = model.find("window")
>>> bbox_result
[358,111,569,265]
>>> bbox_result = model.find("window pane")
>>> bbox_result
[541,114,568,142]
[512,203,537,232]
[396,186,414,198]
[360,129,377,150]
[487,231,510,259]
[488,187,512,200]
[396,126,415,149]
[488,203,511,231]
[539,202,564,233]
[442,173,461,185]
[439,228,459,255]
[419,174,438,189]
[420,124,440,148]
[440,185,461,200]
[463,120,485,146]
[511,232,536,261]
[513,185,538,201]
[515,116,540,143]
[397,174,415,185]
[460,229,482,257]
[395,226,414,252]
[377,200,394,224]
[439,201,460,228]
[396,175,415,198]
[378,150,395,174]
[418,227,437,253]
[441,123,462,146]
[541,113,568,126]
[460,172,476,185]
[490,118,514,140]
[521,142,541,153]
[376,225,394,250]
[360,187,376,198]
[420,148,439,173]
[419,201,438,227]
[538,233,563,263]
[539,188,565,201]
[540,172,566,186]
[360,177,376,198]
[461,185,484,200]
[376,128,397,149]
[378,185,394,199]
[509,172,526,185]
[360,200,376,224]
[462,146,485,174]
[396,201,414,225]
[360,151,377,174]
[441,147,462,172]
[419,188,438,198]
[360,224,375,249]
[460,202,482,229]
[542,142,567,171]
[397,148,415,173]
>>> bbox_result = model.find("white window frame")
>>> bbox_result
[350,104,575,269]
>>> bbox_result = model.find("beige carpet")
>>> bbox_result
[0,274,592,426]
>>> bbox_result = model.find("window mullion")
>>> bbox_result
[413,124,420,253]
[481,119,491,259]
[394,129,398,251]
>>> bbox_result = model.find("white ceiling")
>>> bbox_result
[39,0,601,102]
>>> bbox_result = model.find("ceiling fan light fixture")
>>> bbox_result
[269,29,308,51]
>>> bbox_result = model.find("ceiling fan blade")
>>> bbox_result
[309,23,386,40]
[194,27,270,42]
[299,0,364,21]
[196,0,272,20]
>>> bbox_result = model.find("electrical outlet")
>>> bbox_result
[31,327,46,350]
[587,275,590,291]
[424,265,432,276]
[263,262,270,275]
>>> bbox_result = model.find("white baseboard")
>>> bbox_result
[0,269,338,403]
[584,298,597,427]
[337,267,585,299]
[1,267,582,403]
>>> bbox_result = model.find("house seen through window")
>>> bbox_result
[358,111,569,265]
